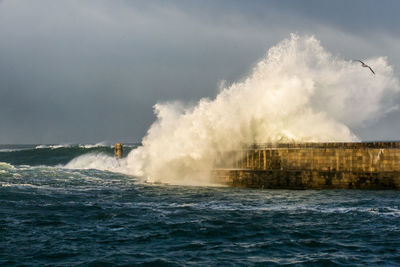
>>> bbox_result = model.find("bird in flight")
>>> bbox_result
[354,60,375,75]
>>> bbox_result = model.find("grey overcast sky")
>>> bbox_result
[1,0,400,144]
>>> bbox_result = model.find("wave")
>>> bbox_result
[0,162,15,170]
[0,148,28,152]
[79,144,110,149]
[65,34,400,185]
[0,144,135,167]
[35,144,69,149]
[0,145,108,152]
[33,142,139,150]
[35,142,110,150]
[64,153,129,173]
[166,202,400,217]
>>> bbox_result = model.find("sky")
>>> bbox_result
[1,0,400,144]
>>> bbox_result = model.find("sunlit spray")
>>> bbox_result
[66,34,400,185]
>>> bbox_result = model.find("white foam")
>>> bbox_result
[0,162,15,170]
[64,153,130,173]
[35,142,112,150]
[35,144,72,149]
[78,141,110,149]
[66,34,400,185]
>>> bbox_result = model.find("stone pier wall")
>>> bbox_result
[213,142,400,189]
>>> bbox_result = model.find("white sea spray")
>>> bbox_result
[65,34,400,185]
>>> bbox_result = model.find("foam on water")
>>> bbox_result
[78,141,112,149]
[64,153,128,173]
[0,162,14,170]
[35,142,111,150]
[35,144,71,149]
[66,34,400,185]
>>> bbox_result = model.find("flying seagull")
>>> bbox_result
[354,60,375,75]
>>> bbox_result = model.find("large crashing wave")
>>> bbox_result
[65,34,400,184]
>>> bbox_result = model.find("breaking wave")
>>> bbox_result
[0,162,14,170]
[64,153,127,173]
[66,34,400,185]
[35,142,112,150]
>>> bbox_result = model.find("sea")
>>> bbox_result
[0,144,399,266]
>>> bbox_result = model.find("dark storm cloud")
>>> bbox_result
[0,0,400,143]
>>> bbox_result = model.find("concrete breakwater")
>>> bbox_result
[213,142,400,189]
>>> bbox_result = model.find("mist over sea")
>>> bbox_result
[1,144,399,266]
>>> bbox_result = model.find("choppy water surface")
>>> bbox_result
[1,145,399,266]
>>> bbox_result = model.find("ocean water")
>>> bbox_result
[0,145,399,266]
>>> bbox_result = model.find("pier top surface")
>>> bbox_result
[243,141,400,149]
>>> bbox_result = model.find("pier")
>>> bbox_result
[213,142,400,189]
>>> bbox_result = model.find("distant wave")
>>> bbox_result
[33,142,139,150]
[0,143,139,167]
[34,143,109,149]
[0,148,29,153]
[0,145,110,152]
[35,144,71,149]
